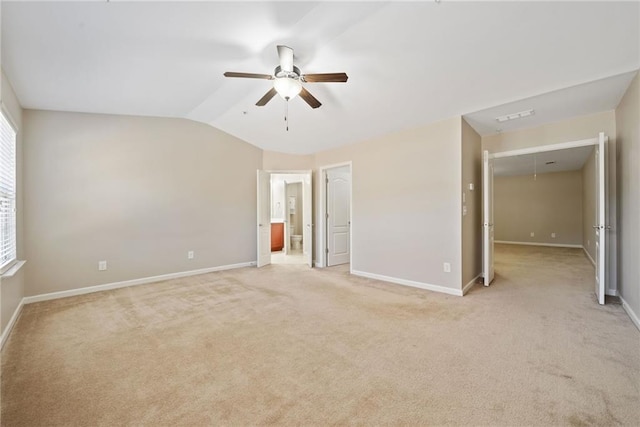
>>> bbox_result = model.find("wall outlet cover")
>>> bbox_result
[443,262,451,273]
[188,251,195,259]
[530,232,535,237]
[98,261,107,271]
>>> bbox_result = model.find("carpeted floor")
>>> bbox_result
[2,244,639,426]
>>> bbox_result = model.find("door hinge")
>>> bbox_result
[326,177,329,183]
[326,248,329,254]
[326,212,329,219]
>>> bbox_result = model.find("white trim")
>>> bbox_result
[606,289,618,297]
[490,137,599,159]
[264,169,310,174]
[583,246,596,267]
[495,240,583,248]
[0,102,19,132]
[0,297,24,349]
[1,260,26,278]
[621,296,640,332]
[463,274,481,295]
[351,270,463,296]
[23,261,256,304]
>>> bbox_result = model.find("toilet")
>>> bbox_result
[291,235,302,250]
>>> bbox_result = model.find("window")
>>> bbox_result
[0,110,17,271]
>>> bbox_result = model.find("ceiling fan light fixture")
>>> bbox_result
[274,77,302,100]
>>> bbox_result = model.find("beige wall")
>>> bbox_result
[314,117,463,291]
[262,150,313,171]
[482,110,617,293]
[23,111,262,296]
[461,119,482,288]
[482,111,616,153]
[615,72,640,323]
[582,148,596,262]
[1,70,25,336]
[494,171,583,246]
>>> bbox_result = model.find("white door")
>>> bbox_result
[302,171,313,267]
[483,150,495,285]
[326,169,351,266]
[257,170,271,268]
[594,132,607,304]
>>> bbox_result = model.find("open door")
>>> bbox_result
[594,132,607,304]
[257,170,271,268]
[326,168,351,266]
[302,171,313,267]
[483,150,495,286]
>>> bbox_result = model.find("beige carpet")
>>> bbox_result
[2,244,639,426]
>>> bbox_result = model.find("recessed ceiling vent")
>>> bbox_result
[496,109,535,123]
[545,161,556,165]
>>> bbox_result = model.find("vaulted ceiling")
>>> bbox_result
[2,1,639,154]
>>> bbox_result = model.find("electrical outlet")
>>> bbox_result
[530,232,535,237]
[98,260,107,271]
[462,205,467,216]
[443,262,451,273]
[187,251,194,260]
[551,233,556,238]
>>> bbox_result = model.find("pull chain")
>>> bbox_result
[284,98,289,131]
[534,155,537,181]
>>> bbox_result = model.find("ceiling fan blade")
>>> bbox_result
[302,73,349,83]
[299,87,321,109]
[256,87,278,107]
[277,45,294,72]
[224,72,273,80]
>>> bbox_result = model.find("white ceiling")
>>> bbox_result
[464,71,638,136]
[493,145,594,177]
[2,1,639,154]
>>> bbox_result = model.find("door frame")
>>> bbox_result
[260,169,313,267]
[485,133,614,297]
[318,161,353,269]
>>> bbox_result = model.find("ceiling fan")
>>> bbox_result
[224,45,348,109]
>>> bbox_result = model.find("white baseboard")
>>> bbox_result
[495,240,583,248]
[620,296,640,332]
[582,246,596,267]
[1,297,25,350]
[351,270,462,296]
[23,261,256,305]
[463,274,481,295]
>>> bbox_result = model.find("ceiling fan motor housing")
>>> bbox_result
[274,65,301,79]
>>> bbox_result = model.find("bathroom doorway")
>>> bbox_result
[257,170,312,267]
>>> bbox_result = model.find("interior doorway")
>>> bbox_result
[257,170,312,268]
[482,133,611,304]
[319,162,352,268]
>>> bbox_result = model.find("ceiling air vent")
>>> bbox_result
[496,109,535,123]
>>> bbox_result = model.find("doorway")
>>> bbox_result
[319,163,352,268]
[483,133,610,304]
[257,170,312,268]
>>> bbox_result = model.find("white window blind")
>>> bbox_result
[0,110,17,271]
